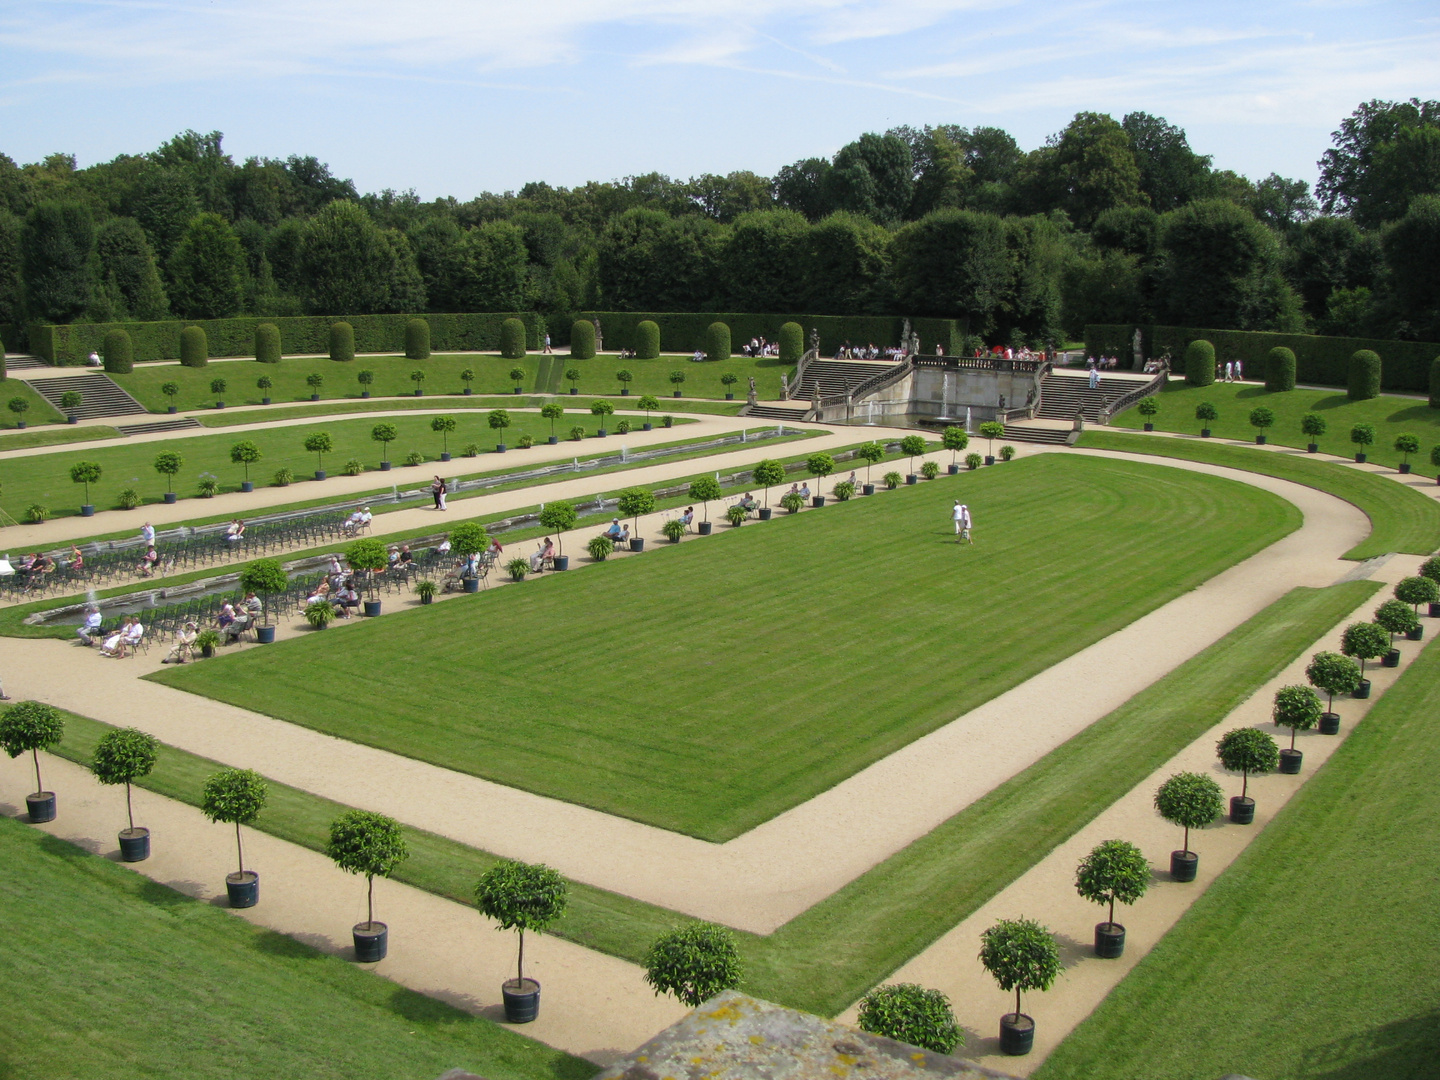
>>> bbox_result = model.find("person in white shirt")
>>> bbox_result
[958,504,973,545]
[140,522,156,546]
[952,500,964,538]
[77,606,103,645]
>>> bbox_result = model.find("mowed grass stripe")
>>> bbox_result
[154,454,1299,840]
[1077,428,1440,559]
[1036,589,1440,1080]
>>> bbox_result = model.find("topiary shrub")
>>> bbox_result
[570,320,596,359]
[1195,400,1218,433]
[103,328,133,374]
[1184,339,1215,387]
[254,322,281,363]
[1154,771,1223,859]
[180,325,208,368]
[1348,349,1381,401]
[643,922,742,1007]
[779,321,804,364]
[501,318,527,359]
[329,321,355,362]
[857,984,963,1054]
[405,318,430,360]
[1341,621,1390,678]
[634,320,660,359]
[705,321,730,363]
[1264,346,1296,392]
[1272,684,1323,751]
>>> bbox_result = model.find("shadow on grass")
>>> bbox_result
[1310,394,1355,413]
[1303,1010,1440,1080]
[250,926,333,961]
[1385,404,1440,425]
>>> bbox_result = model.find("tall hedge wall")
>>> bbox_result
[578,312,963,358]
[1086,322,1440,394]
[30,312,546,365]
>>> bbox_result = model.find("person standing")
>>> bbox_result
[140,522,155,546]
[952,500,964,539]
[1088,365,1100,390]
[431,476,447,511]
[959,503,973,545]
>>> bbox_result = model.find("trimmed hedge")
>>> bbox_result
[779,321,804,364]
[500,318,527,360]
[579,311,962,358]
[30,312,546,365]
[634,320,660,360]
[1185,339,1216,387]
[329,321,355,363]
[254,322,281,364]
[404,318,430,360]
[1348,349,1381,401]
[705,321,731,363]
[1264,346,1296,392]
[1430,356,1440,410]
[570,319,596,360]
[1087,323,1440,393]
[179,325,208,368]
[102,328,133,374]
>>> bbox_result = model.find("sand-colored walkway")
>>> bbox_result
[0,444,1371,933]
[844,571,1433,1075]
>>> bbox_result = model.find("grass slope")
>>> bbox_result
[1115,380,1440,470]
[1077,429,1440,559]
[154,455,1298,840]
[0,815,594,1080]
[1037,605,1440,1080]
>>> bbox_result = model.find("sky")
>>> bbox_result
[2,0,1438,201]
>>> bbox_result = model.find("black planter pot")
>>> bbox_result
[380,461,392,471]
[262,396,271,405]
[315,470,326,481]
[256,625,276,644]
[168,405,177,414]
[311,393,319,401]
[1383,648,1401,667]
[1094,922,1126,959]
[698,521,713,535]
[1278,748,1303,774]
[68,414,79,424]
[948,463,960,475]
[1255,434,1267,444]
[1307,442,1319,453]
[642,422,653,431]
[759,507,772,521]
[14,420,22,428]
[548,435,558,445]
[215,402,225,410]
[570,387,577,394]
[513,387,521,395]
[496,444,507,453]
[241,481,254,492]
[440,452,451,462]
[1170,850,1198,882]
[1407,625,1423,641]
[352,922,387,963]
[119,826,150,862]
[630,537,645,552]
[984,455,996,465]
[812,496,826,507]
[1431,602,1440,618]
[362,599,381,618]
[999,1014,1035,1056]
[201,644,215,658]
[81,504,94,517]
[1319,711,1341,735]
[673,390,682,397]
[463,387,472,395]
[414,389,423,397]
[26,792,56,823]
[620,388,629,396]
[1355,452,1367,463]
[668,533,681,543]
[361,391,370,398]
[502,978,541,1024]
[464,577,480,593]
[1200,428,1211,438]
[1143,422,1154,431]
[597,430,607,438]
[906,474,918,485]
[725,392,734,400]
[554,555,569,571]
[1353,678,1372,699]
[226,870,259,908]
[863,483,876,495]
[1400,462,1412,474]
[163,492,177,504]
[1230,795,1256,824]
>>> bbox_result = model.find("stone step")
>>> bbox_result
[115,417,204,436]
[3,355,48,370]
[745,404,811,421]
[1003,424,1071,445]
[26,373,145,419]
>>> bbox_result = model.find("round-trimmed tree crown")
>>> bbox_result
[473,860,569,933]
[1216,727,1280,776]
[1154,771,1223,830]
[857,984,962,1054]
[1272,684,1323,732]
[201,768,268,825]
[0,701,64,757]
[325,810,408,878]
[91,727,159,786]
[643,922,742,1008]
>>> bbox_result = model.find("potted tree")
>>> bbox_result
[488,408,511,452]
[371,422,398,470]
[241,558,288,643]
[856,984,962,1054]
[154,450,183,504]
[1136,396,1158,431]
[689,476,722,534]
[979,420,1005,463]
[460,368,475,395]
[357,369,374,398]
[637,394,659,430]
[7,396,29,428]
[752,459,784,519]
[900,435,927,484]
[474,860,569,1024]
[720,372,739,399]
[1341,621,1390,698]
[565,367,581,395]
[1423,555,1440,614]
[1350,421,1375,463]
[668,370,686,398]
[643,922,742,1007]
[617,488,655,550]
[977,917,1061,1056]
[1395,575,1440,621]
[431,415,457,461]
[1153,771,1223,881]
[616,368,633,396]
[590,399,614,436]
[1271,685,1322,773]
[209,378,227,409]
[857,440,885,492]
[304,431,334,480]
[1306,651,1360,734]
[807,452,835,505]
[1195,401,1217,438]
[1394,433,1420,474]
[449,522,489,591]
[538,501,577,569]
[942,427,968,473]
[202,767,267,908]
[540,402,564,444]
[1301,412,1326,453]
[1249,406,1275,444]
[230,440,261,492]
[346,538,389,616]
[0,700,64,822]
[1432,444,1440,485]
[61,389,83,423]
[326,810,408,962]
[91,727,159,862]
[70,461,101,517]
[1374,598,1418,665]
[410,369,426,396]
[1216,727,1279,824]
[1074,838,1149,958]
[161,381,180,413]
[509,367,526,395]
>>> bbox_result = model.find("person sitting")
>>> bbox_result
[333,583,360,617]
[100,617,132,656]
[798,483,811,501]
[618,524,631,546]
[216,603,236,635]
[397,545,413,566]
[136,546,160,578]
[102,616,144,658]
[76,605,103,645]
[163,622,198,664]
[603,518,623,541]
[225,519,245,543]
[739,492,758,513]
[68,546,85,573]
[304,582,331,607]
[386,546,400,569]
[488,537,504,557]
[680,506,694,531]
[436,537,452,558]
[224,606,252,644]
[692,348,704,363]
[343,508,367,533]
[529,539,550,573]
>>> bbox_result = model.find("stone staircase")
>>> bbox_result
[791,359,903,402]
[1034,373,1142,423]
[115,417,203,436]
[1002,422,1072,445]
[3,355,48,371]
[744,402,812,421]
[26,373,145,420]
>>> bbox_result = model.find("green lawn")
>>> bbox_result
[154,455,1299,841]
[112,353,792,412]
[0,422,121,451]
[1037,600,1440,1080]
[1078,429,1440,559]
[1,377,66,429]
[1115,380,1440,470]
[195,395,745,427]
[0,815,594,1080]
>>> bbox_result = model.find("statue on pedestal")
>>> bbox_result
[593,318,604,352]
[1131,327,1143,370]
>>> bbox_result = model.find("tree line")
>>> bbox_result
[1,100,1436,347]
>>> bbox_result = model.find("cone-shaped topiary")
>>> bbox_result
[570,319,596,359]
[1184,339,1215,387]
[634,320,660,359]
[501,318,527,359]
[180,325,208,368]
[705,321,730,363]
[1348,349,1381,401]
[405,318,430,360]
[254,322,281,363]
[103,328,133,374]
[329,321,354,362]
[1264,346,1295,392]
[779,322,804,364]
